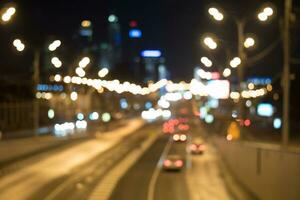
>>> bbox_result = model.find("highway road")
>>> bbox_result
[109,121,233,200]
[0,115,242,200]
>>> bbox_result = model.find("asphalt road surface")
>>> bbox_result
[110,120,233,200]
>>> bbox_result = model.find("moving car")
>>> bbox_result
[172,133,187,142]
[163,155,184,171]
[189,138,206,154]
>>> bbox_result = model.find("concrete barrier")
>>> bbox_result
[214,138,300,200]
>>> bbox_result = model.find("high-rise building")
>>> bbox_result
[107,14,122,68]
[79,20,93,53]
[141,50,166,82]
[99,43,112,70]
[128,20,143,80]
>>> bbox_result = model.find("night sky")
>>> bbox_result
[1,0,299,81]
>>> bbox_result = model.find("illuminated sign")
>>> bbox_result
[37,84,64,92]
[80,29,92,37]
[257,103,274,117]
[247,77,272,85]
[141,50,162,58]
[129,29,142,38]
[206,80,230,99]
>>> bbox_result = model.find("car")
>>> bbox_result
[189,143,206,154]
[172,133,187,142]
[162,155,184,171]
[189,138,206,154]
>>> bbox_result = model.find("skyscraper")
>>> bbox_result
[107,14,122,68]
[128,20,143,80]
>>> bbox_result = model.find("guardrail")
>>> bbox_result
[214,137,300,200]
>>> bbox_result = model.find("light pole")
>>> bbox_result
[12,39,62,134]
[205,5,275,120]
[282,0,292,146]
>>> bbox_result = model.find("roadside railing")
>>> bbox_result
[214,137,300,200]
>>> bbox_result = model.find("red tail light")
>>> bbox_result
[164,160,172,167]
[198,145,206,151]
[190,144,198,151]
[175,160,183,167]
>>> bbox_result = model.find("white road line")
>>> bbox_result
[88,133,159,200]
[147,137,172,200]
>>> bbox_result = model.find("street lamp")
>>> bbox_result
[244,37,255,48]
[223,68,231,77]
[208,7,224,21]
[13,39,25,52]
[258,7,274,21]
[203,36,218,50]
[98,68,109,78]
[75,67,86,77]
[1,6,16,23]
[51,57,62,68]
[48,40,61,51]
[79,57,90,68]
[230,57,241,68]
[200,57,213,67]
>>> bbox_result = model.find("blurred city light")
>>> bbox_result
[48,40,61,51]
[70,91,78,101]
[230,92,240,100]
[267,84,273,91]
[203,36,217,50]
[141,50,162,58]
[264,7,274,16]
[273,118,282,129]
[77,113,84,120]
[1,6,16,23]
[246,100,252,107]
[120,98,129,109]
[75,67,86,77]
[230,57,241,68]
[258,7,274,21]
[13,39,25,52]
[207,99,219,108]
[54,122,75,137]
[206,80,230,99]
[223,68,231,77]
[98,68,109,78]
[257,103,274,117]
[183,91,193,100]
[248,83,255,90]
[79,57,90,68]
[108,14,118,23]
[145,101,153,109]
[208,7,224,21]
[48,109,55,119]
[141,108,171,121]
[51,57,62,68]
[75,120,87,129]
[54,74,62,82]
[244,37,255,48]
[201,57,213,67]
[158,99,170,109]
[244,119,251,127]
[129,29,142,38]
[205,114,214,124]
[102,113,111,122]
[89,112,99,121]
[81,20,91,27]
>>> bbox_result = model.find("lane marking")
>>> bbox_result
[89,132,159,200]
[147,137,172,200]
